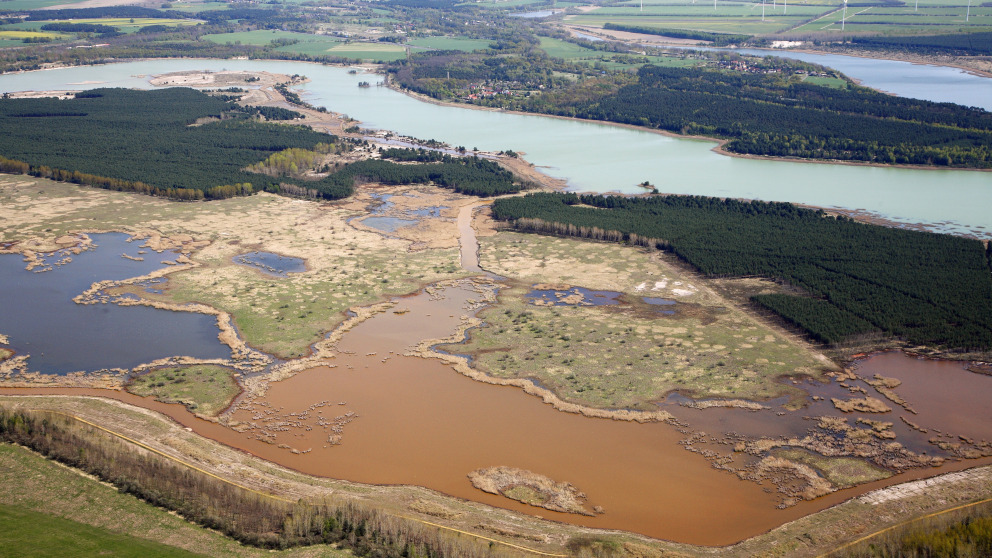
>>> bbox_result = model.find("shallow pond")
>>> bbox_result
[233,251,306,277]
[526,286,623,306]
[359,216,419,232]
[0,233,230,374]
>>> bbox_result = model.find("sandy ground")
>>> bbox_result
[564,24,707,46]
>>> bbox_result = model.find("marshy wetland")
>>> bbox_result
[2,170,992,553]
[1,63,991,555]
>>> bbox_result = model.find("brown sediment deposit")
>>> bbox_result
[682,399,770,411]
[831,396,892,414]
[468,466,595,516]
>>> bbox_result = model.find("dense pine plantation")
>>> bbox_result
[0,91,522,200]
[527,65,992,168]
[0,88,334,198]
[492,193,992,349]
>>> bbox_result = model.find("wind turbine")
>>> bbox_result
[762,0,765,21]
[966,0,971,22]
[841,0,847,30]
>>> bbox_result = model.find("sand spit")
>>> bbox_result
[682,399,770,411]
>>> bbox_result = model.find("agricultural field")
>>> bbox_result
[564,2,824,35]
[0,0,88,9]
[565,0,992,36]
[165,1,231,13]
[34,18,201,33]
[458,232,834,410]
[325,41,407,62]
[0,30,64,45]
[537,36,697,68]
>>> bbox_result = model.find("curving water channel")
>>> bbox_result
[0,59,990,237]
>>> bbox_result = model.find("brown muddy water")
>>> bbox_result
[4,281,992,544]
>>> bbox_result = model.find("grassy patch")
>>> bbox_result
[803,75,848,89]
[0,443,345,557]
[326,42,407,61]
[0,0,86,9]
[774,448,892,488]
[0,504,204,558]
[127,365,240,416]
[459,232,830,409]
[202,30,342,56]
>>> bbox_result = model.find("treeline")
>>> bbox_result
[601,23,750,46]
[39,23,120,35]
[536,65,992,168]
[491,193,992,349]
[380,147,449,162]
[317,155,522,197]
[246,105,304,121]
[0,88,338,199]
[0,406,518,557]
[835,500,992,557]
[852,31,992,56]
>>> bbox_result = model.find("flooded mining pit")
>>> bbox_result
[3,195,992,546]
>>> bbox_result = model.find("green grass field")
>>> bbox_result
[802,74,847,89]
[203,31,406,60]
[162,1,231,13]
[202,29,313,46]
[0,505,204,558]
[568,0,991,36]
[537,37,702,68]
[326,42,407,61]
[566,13,811,34]
[407,36,494,52]
[127,365,240,416]
[0,0,88,9]
[0,443,348,557]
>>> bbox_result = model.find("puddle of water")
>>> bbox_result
[643,296,677,315]
[233,251,306,277]
[408,206,447,218]
[526,286,622,307]
[360,216,419,233]
[0,233,230,374]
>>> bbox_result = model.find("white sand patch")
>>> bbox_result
[634,282,647,291]
[672,288,695,297]
[653,280,668,290]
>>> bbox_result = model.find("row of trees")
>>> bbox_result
[852,31,992,56]
[0,407,518,556]
[492,193,992,350]
[315,156,523,197]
